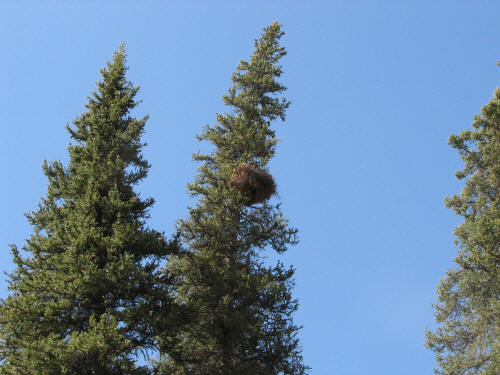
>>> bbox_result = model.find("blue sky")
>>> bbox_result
[1,2,499,374]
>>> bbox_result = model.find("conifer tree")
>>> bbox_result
[426,85,500,374]
[0,45,174,374]
[155,22,308,375]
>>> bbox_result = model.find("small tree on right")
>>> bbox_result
[426,85,500,374]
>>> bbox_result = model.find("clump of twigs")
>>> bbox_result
[228,163,276,205]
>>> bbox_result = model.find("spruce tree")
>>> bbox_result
[425,85,500,374]
[0,45,174,374]
[155,22,308,375]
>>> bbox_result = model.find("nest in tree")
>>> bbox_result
[228,163,276,205]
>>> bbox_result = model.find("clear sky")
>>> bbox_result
[1,1,499,374]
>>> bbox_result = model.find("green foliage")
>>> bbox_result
[0,45,175,374]
[426,87,500,374]
[1,314,149,375]
[155,22,308,375]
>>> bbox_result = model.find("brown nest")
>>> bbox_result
[228,163,276,205]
